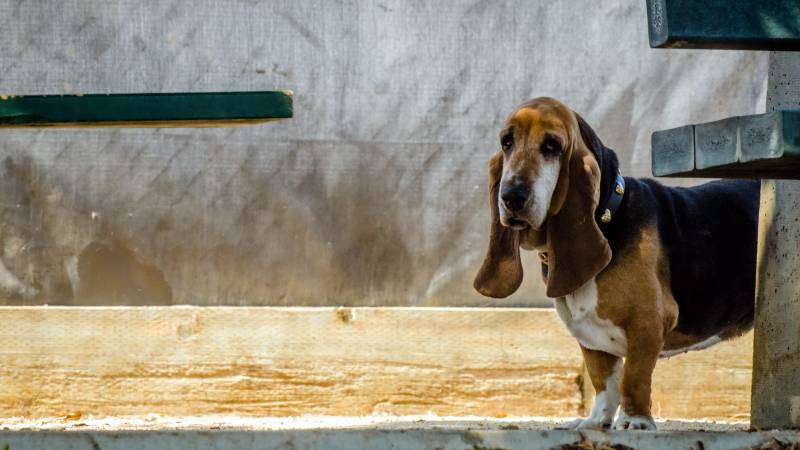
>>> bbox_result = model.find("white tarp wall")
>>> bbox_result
[0,0,766,306]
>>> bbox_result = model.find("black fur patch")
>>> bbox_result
[609,177,759,338]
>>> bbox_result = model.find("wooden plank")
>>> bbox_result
[651,124,694,176]
[0,307,584,418]
[651,111,800,179]
[694,117,739,170]
[646,0,800,50]
[741,110,800,162]
[0,307,751,420]
[0,91,293,128]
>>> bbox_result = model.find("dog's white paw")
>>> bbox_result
[558,417,611,430]
[556,418,583,430]
[569,417,611,430]
[612,411,657,430]
[558,388,620,430]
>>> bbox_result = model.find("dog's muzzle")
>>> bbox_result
[500,183,533,230]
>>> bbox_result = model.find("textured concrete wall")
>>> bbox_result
[0,0,767,306]
[752,52,800,430]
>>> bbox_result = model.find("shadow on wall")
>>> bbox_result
[0,156,172,306]
[76,237,172,306]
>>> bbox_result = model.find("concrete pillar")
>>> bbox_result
[752,51,800,430]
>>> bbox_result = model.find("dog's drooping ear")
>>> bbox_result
[473,151,523,298]
[544,122,612,298]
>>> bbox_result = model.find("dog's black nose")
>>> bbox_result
[501,184,530,212]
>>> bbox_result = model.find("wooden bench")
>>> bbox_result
[652,110,800,179]
[648,6,800,428]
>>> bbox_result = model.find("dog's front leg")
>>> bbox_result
[613,324,662,430]
[562,346,622,430]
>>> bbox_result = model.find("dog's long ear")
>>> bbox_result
[474,151,523,298]
[544,117,611,298]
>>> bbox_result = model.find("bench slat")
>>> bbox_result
[0,91,293,128]
[646,0,800,50]
[651,111,800,179]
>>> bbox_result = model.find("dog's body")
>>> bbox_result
[608,177,758,350]
[474,98,758,430]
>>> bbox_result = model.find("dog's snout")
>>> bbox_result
[501,184,530,212]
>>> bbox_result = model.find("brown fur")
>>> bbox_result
[546,145,611,297]
[593,225,678,419]
[473,152,523,298]
[581,345,621,393]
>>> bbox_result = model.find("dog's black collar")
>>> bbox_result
[596,172,625,226]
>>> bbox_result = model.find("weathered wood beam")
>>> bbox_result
[646,0,800,50]
[0,91,293,128]
[0,306,752,420]
[651,110,800,179]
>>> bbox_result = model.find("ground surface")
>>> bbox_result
[3,416,798,450]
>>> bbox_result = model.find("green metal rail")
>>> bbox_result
[0,91,293,128]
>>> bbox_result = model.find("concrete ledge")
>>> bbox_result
[1,419,798,450]
[651,111,800,179]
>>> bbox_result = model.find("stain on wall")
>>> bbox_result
[76,237,172,305]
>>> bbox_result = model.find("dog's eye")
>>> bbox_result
[501,134,514,151]
[541,138,561,156]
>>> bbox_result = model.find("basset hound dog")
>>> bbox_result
[474,97,759,430]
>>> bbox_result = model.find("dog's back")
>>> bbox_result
[610,178,760,340]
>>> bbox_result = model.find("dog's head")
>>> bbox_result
[473,97,612,298]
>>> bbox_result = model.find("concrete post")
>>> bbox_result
[752,51,800,429]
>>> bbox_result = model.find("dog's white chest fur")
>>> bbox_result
[554,278,627,357]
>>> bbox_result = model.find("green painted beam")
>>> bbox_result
[651,110,800,179]
[0,91,293,128]
[646,0,800,50]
